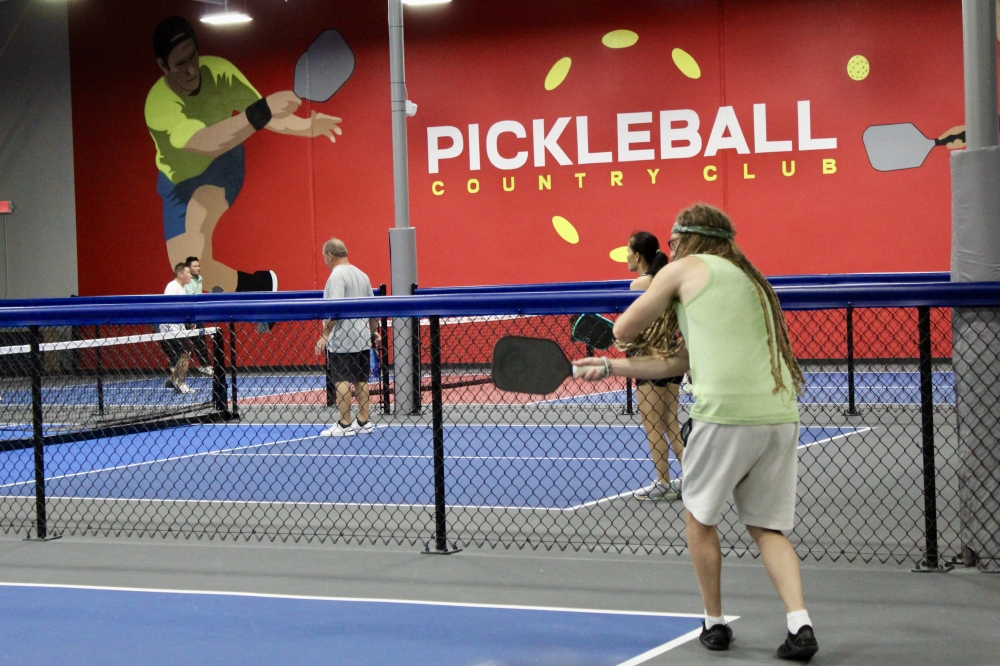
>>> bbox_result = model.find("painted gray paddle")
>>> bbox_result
[863,123,964,172]
[294,30,355,102]
[492,336,583,395]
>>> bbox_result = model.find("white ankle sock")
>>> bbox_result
[787,609,811,634]
[704,612,726,629]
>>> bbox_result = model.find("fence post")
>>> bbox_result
[227,322,239,419]
[423,315,461,555]
[623,376,634,415]
[913,306,952,572]
[845,305,860,416]
[379,284,391,415]
[26,325,58,541]
[210,330,228,414]
[409,283,422,415]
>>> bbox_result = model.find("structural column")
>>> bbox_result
[952,0,1000,572]
[388,0,419,413]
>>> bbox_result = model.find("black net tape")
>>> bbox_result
[0,306,989,567]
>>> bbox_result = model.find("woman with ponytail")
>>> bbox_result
[575,204,816,661]
[626,231,683,501]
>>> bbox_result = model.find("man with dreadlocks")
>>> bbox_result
[574,203,817,661]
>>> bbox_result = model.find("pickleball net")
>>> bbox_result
[0,326,230,450]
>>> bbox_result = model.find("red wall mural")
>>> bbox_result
[69,0,965,296]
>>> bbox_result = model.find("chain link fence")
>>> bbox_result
[0,287,995,569]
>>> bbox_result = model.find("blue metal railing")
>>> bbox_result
[0,271,949,309]
[0,280,997,328]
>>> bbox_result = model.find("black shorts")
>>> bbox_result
[636,375,684,387]
[328,350,371,384]
[160,339,191,367]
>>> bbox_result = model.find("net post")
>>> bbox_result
[844,304,860,416]
[378,283,391,414]
[210,329,227,414]
[423,315,460,555]
[94,324,105,418]
[25,325,58,541]
[227,322,239,418]
[409,283,422,415]
[913,306,952,572]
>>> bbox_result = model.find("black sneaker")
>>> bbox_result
[164,380,175,390]
[777,625,818,661]
[699,622,733,651]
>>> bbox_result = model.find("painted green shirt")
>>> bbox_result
[675,254,800,425]
[145,56,261,184]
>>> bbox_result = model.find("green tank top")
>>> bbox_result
[675,254,799,425]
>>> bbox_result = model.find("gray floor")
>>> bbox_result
[1,534,997,665]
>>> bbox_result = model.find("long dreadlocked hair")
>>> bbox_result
[616,203,805,396]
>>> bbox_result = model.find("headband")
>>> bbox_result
[671,224,735,240]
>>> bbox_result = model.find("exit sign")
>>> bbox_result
[0,201,11,214]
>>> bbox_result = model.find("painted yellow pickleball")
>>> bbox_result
[552,216,580,244]
[602,30,638,49]
[671,48,701,79]
[610,246,629,263]
[545,57,572,91]
[847,55,869,81]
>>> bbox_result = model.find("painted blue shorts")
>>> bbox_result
[156,145,245,241]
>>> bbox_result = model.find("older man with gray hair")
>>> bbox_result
[314,238,378,436]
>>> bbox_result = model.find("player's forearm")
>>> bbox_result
[608,353,688,380]
[321,320,337,337]
[266,114,312,136]
[183,115,257,157]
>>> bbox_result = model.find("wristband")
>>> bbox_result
[602,357,612,379]
[246,98,272,131]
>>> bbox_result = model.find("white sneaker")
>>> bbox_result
[633,479,681,501]
[195,366,215,377]
[354,419,375,434]
[320,421,357,437]
[176,382,196,395]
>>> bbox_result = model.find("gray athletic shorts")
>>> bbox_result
[682,420,799,531]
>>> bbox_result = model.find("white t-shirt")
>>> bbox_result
[323,264,373,353]
[160,279,187,333]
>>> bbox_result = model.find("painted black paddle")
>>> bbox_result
[570,313,616,350]
[492,336,585,395]
[294,30,356,103]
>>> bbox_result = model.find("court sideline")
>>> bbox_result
[0,535,996,665]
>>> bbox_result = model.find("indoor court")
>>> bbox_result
[3,0,1000,663]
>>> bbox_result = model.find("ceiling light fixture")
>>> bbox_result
[196,0,252,25]
[401,0,452,6]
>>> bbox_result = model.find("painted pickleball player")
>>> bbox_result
[315,238,379,437]
[145,16,342,292]
[575,204,818,661]
[625,231,684,501]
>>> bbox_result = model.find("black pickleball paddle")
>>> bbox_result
[492,336,586,395]
[570,313,616,350]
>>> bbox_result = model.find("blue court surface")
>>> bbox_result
[0,424,862,509]
[0,583,707,666]
[541,371,956,405]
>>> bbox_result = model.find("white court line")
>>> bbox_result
[615,621,734,666]
[564,426,872,511]
[0,581,703,618]
[219,453,651,462]
[0,434,324,489]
